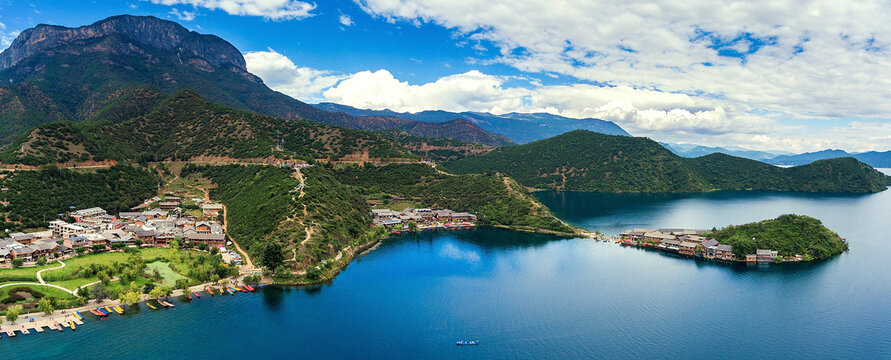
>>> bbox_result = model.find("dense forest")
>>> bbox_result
[704,214,849,260]
[0,90,415,165]
[0,165,160,233]
[445,130,890,193]
[332,163,575,234]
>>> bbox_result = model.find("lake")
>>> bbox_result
[2,184,890,359]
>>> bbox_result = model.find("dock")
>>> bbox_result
[20,328,30,335]
[5,330,15,337]
[33,325,45,333]
[73,318,84,325]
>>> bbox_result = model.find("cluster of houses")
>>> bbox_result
[0,194,230,266]
[619,228,792,262]
[371,208,476,229]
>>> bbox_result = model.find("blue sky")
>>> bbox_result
[1,0,889,153]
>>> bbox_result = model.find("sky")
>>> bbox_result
[1,0,890,153]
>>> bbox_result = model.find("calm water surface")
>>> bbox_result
[2,178,890,359]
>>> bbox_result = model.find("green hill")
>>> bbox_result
[0,89,415,165]
[332,163,575,234]
[445,130,890,193]
[704,214,848,260]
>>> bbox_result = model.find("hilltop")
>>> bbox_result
[0,89,414,165]
[704,214,848,260]
[445,130,890,193]
[0,15,509,147]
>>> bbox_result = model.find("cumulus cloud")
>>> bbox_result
[168,8,197,21]
[148,0,315,20]
[322,68,759,136]
[339,14,354,27]
[244,49,345,102]
[355,0,891,129]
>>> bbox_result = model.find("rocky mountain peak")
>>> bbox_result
[0,15,246,71]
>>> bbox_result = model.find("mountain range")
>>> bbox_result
[0,15,508,147]
[445,130,890,193]
[314,102,630,144]
[766,149,891,168]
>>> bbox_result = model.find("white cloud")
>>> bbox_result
[1,30,20,48]
[148,0,315,20]
[354,0,891,148]
[0,22,5,30]
[244,49,345,102]
[339,14,354,27]
[168,8,197,21]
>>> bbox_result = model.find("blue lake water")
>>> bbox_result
[2,184,890,359]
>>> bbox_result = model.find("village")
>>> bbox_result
[0,194,241,268]
[370,207,477,233]
[616,228,801,263]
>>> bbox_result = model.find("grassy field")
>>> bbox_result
[145,261,188,287]
[0,248,191,284]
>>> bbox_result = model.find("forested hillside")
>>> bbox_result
[0,166,160,233]
[445,130,890,193]
[0,90,415,165]
[332,163,575,234]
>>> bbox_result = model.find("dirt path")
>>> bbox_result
[196,186,254,271]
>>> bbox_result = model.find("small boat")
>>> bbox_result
[146,302,158,310]
[74,311,84,320]
[226,288,234,295]
[69,321,76,331]
[244,285,255,292]
[192,291,201,298]
[456,340,479,346]
[89,309,101,316]
[159,300,174,308]
[104,306,114,314]
[207,288,214,296]
[96,308,108,316]
[188,293,193,301]
[114,306,124,314]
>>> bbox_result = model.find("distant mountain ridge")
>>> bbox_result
[662,143,783,161]
[314,102,630,144]
[664,143,891,168]
[0,15,508,147]
[444,130,890,193]
[767,149,891,168]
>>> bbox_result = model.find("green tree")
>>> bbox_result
[11,258,23,267]
[77,286,89,298]
[89,283,108,300]
[255,241,285,270]
[38,297,55,315]
[174,278,191,291]
[98,271,111,285]
[148,287,164,300]
[6,305,23,324]
[36,257,47,265]
[119,291,140,306]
